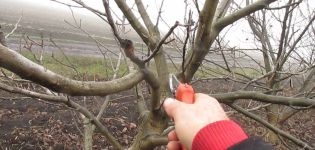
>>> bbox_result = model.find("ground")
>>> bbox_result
[0,88,138,150]
[0,79,314,150]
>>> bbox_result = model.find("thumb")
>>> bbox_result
[163,98,181,118]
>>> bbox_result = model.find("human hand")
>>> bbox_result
[163,93,229,150]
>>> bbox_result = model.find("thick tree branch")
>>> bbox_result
[114,0,150,44]
[135,85,149,117]
[141,68,161,111]
[104,1,162,111]
[213,0,232,22]
[214,0,276,31]
[182,0,219,82]
[0,82,124,150]
[135,0,155,32]
[140,135,168,149]
[211,91,315,107]
[0,44,143,96]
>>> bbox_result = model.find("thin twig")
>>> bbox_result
[266,0,302,10]
[181,11,192,82]
[229,104,314,149]
[5,15,22,39]
[144,21,179,63]
[155,0,165,27]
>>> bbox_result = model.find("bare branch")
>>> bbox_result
[229,104,314,149]
[71,0,107,16]
[192,0,201,14]
[214,0,232,21]
[135,0,155,32]
[0,44,144,96]
[214,0,276,31]
[114,0,150,44]
[241,71,274,90]
[276,0,292,62]
[51,0,108,23]
[141,135,168,149]
[212,91,315,107]
[182,0,220,81]
[96,52,123,120]
[5,15,22,39]
[280,13,315,68]
[104,1,144,67]
[181,13,192,82]
[144,21,179,63]
[135,84,149,117]
[266,0,302,10]
[50,0,83,8]
[155,0,165,27]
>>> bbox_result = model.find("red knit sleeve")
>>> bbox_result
[192,120,248,150]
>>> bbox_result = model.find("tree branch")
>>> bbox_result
[5,15,22,39]
[266,0,302,10]
[280,13,315,68]
[135,84,149,117]
[214,0,276,31]
[103,1,162,111]
[135,0,155,32]
[114,0,150,44]
[144,21,179,63]
[182,0,219,81]
[141,135,168,149]
[0,44,143,96]
[229,104,313,149]
[211,91,315,107]
[213,0,232,22]
[71,0,107,16]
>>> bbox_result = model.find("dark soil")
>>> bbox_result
[0,79,314,150]
[0,88,138,150]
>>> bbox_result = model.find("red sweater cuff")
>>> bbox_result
[192,120,248,150]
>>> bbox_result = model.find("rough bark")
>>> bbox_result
[0,44,143,96]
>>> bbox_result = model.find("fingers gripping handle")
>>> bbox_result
[175,83,195,150]
[175,83,195,104]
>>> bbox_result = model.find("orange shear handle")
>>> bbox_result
[175,83,195,150]
[175,83,195,104]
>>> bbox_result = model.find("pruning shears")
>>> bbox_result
[169,74,195,150]
[169,74,195,104]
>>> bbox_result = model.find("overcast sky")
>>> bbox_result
[20,0,191,26]
[20,0,246,46]
[3,0,314,51]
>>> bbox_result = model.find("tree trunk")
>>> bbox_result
[83,117,94,150]
[266,104,281,145]
[129,113,167,150]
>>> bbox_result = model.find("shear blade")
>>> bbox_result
[169,74,180,95]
